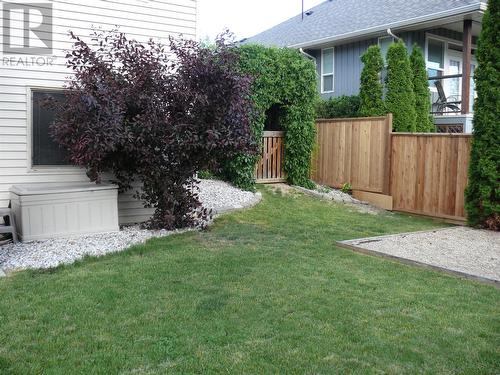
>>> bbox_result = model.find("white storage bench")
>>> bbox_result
[10,183,119,242]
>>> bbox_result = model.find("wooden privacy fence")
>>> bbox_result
[391,133,472,221]
[255,131,286,183]
[312,116,392,194]
[312,114,472,222]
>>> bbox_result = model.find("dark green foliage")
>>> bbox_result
[385,41,417,132]
[465,2,500,230]
[359,45,386,116]
[224,45,319,189]
[341,182,352,195]
[197,169,218,180]
[410,44,434,132]
[316,95,361,118]
[222,152,259,191]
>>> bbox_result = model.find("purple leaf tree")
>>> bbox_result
[48,31,256,229]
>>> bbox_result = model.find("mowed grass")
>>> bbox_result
[0,187,499,374]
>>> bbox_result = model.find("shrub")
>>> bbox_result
[223,45,318,189]
[385,41,416,132]
[359,45,386,116]
[465,2,500,230]
[341,182,352,195]
[410,44,434,132]
[48,31,256,230]
[316,95,361,118]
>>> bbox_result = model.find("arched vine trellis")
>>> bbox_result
[223,44,319,190]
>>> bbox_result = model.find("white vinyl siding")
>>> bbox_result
[321,48,335,93]
[0,0,196,224]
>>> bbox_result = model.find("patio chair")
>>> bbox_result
[433,80,461,114]
[0,206,18,243]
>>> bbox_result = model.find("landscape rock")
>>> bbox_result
[0,179,261,272]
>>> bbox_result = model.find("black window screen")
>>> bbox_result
[32,91,69,166]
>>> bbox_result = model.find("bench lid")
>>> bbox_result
[10,182,118,196]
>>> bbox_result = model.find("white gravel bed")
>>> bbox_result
[197,179,261,213]
[0,179,261,273]
[0,226,184,272]
[341,227,500,282]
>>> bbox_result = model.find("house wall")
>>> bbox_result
[313,27,473,100]
[309,38,377,99]
[0,0,197,224]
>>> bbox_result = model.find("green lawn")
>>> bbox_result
[1,187,499,374]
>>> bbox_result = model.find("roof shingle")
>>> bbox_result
[244,0,485,47]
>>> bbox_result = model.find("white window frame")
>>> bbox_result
[425,36,446,79]
[27,86,80,173]
[424,33,478,92]
[425,34,478,73]
[321,47,335,94]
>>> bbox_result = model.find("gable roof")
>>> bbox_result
[244,0,486,48]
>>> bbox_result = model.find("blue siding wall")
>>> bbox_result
[312,27,474,100]
[310,38,376,99]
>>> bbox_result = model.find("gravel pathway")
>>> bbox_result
[0,179,261,273]
[340,227,500,283]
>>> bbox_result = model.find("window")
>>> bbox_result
[321,48,334,93]
[32,90,69,166]
[378,36,394,63]
[427,38,445,78]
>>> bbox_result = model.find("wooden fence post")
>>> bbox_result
[384,113,393,195]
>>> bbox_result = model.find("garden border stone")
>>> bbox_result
[0,180,262,273]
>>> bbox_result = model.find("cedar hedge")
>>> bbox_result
[359,45,386,117]
[410,44,434,132]
[465,2,500,230]
[385,41,417,132]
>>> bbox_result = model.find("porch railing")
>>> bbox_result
[428,74,463,115]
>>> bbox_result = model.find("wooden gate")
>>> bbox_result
[255,131,286,183]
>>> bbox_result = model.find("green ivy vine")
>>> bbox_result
[223,44,319,190]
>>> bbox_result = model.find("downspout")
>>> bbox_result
[299,48,320,95]
[386,28,403,42]
[299,48,317,65]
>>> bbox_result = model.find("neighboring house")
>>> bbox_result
[245,0,487,133]
[0,0,197,224]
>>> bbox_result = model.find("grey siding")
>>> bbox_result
[334,38,378,98]
[313,26,476,99]
[312,38,377,99]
